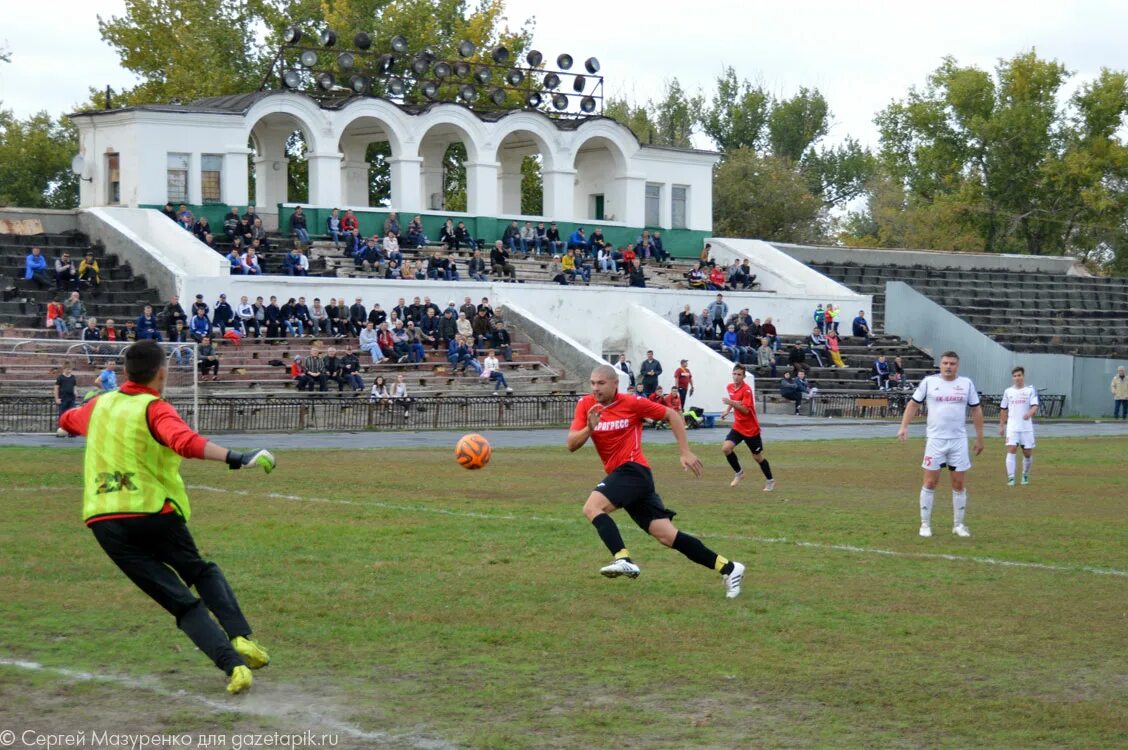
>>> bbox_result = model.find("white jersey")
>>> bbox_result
[912,375,981,439]
[1000,386,1039,432]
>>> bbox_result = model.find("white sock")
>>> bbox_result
[1005,454,1016,478]
[1022,457,1032,476]
[953,490,967,526]
[919,488,935,525]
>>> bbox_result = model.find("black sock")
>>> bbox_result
[591,513,627,558]
[672,531,720,570]
[758,459,773,480]
[725,452,742,473]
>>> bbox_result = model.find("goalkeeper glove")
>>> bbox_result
[225,449,276,474]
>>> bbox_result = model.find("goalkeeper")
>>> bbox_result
[58,339,276,695]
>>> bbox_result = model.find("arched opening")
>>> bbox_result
[495,130,548,217]
[572,136,628,223]
[338,116,398,207]
[247,112,316,229]
[418,122,476,212]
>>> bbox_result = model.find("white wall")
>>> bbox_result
[634,148,717,231]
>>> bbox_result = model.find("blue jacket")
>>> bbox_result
[190,315,211,338]
[723,331,738,348]
[568,230,587,247]
[136,314,160,339]
[25,253,47,279]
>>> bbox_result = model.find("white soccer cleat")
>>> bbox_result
[763,479,775,492]
[952,524,972,538]
[1006,476,1016,486]
[1021,474,1030,486]
[730,470,744,488]
[723,561,746,599]
[919,524,932,538]
[600,558,641,579]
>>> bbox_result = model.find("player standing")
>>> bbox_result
[568,365,746,598]
[999,366,1039,485]
[896,351,985,538]
[720,364,774,491]
[59,340,277,694]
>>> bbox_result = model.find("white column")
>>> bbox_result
[497,155,523,215]
[465,160,499,216]
[223,149,251,208]
[617,174,647,228]
[388,155,423,213]
[187,153,201,205]
[340,159,370,207]
[253,156,288,211]
[541,168,576,222]
[308,151,343,207]
[419,142,446,210]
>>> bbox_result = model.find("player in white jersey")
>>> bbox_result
[896,351,985,538]
[999,366,1039,486]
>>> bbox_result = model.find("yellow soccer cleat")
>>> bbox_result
[231,636,270,669]
[226,665,253,694]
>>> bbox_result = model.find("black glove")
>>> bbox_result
[225,449,276,473]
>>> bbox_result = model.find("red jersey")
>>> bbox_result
[674,367,692,389]
[727,381,760,437]
[572,392,668,473]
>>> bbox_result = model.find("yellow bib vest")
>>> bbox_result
[83,391,191,522]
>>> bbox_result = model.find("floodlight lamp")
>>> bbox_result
[489,87,506,106]
[353,32,372,50]
[320,30,337,47]
[387,77,406,96]
[474,66,491,84]
[453,61,471,77]
[525,92,543,108]
[377,54,395,74]
[556,54,573,70]
[349,75,370,94]
[580,96,596,113]
[584,57,600,74]
[283,26,301,44]
[317,72,335,91]
[299,50,318,68]
[552,94,568,110]
[526,50,543,67]
[491,46,510,64]
[421,81,439,99]
[572,75,586,93]
[505,69,524,86]
[434,61,452,79]
[282,70,302,89]
[337,52,355,70]
[459,84,477,102]
[458,40,475,58]
[390,35,409,54]
[543,73,561,90]
[411,55,430,76]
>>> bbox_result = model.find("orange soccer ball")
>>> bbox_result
[455,433,492,470]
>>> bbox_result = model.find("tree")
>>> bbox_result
[605,79,702,148]
[520,155,543,216]
[702,67,769,154]
[801,137,877,208]
[767,87,829,163]
[0,110,78,209]
[604,98,658,144]
[712,149,825,243]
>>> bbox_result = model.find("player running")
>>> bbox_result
[999,366,1039,485]
[568,364,746,598]
[720,363,775,491]
[896,351,985,538]
[59,340,277,694]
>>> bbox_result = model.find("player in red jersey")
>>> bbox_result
[567,364,746,598]
[721,363,775,491]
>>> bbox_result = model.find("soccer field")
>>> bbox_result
[0,438,1125,749]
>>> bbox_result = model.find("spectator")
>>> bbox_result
[454,221,475,250]
[402,215,425,249]
[727,259,752,289]
[293,297,313,335]
[567,227,587,255]
[825,330,847,368]
[383,231,401,263]
[686,266,707,289]
[761,317,779,350]
[590,228,608,257]
[756,338,778,377]
[309,298,331,336]
[779,371,806,415]
[502,220,523,255]
[813,304,826,334]
[338,349,364,391]
[98,360,119,392]
[545,222,564,255]
[281,297,305,337]
[596,245,618,273]
[264,296,284,338]
[241,247,262,275]
[788,342,809,375]
[419,309,441,350]
[490,241,517,280]
[367,302,387,328]
[369,375,391,403]
[467,249,488,281]
[891,355,909,390]
[161,202,178,222]
[1113,366,1128,419]
[621,244,637,268]
[707,265,727,291]
[193,216,213,242]
[341,210,359,249]
[103,319,119,343]
[64,291,88,332]
[480,349,511,394]
[392,374,412,416]
[383,211,400,239]
[225,247,242,273]
[678,305,697,336]
[358,322,384,364]
[707,294,729,339]
[616,353,635,392]
[80,254,103,295]
[250,217,271,252]
[289,206,310,244]
[298,346,328,392]
[652,231,667,263]
[236,295,259,337]
[403,321,427,363]
[55,251,79,291]
[852,310,872,346]
[438,308,459,348]
[562,248,590,283]
[639,350,663,396]
[807,327,828,367]
[735,324,758,364]
[520,221,539,256]
[326,208,344,249]
[471,308,493,348]
[628,258,646,288]
[54,363,78,420]
[448,334,481,375]
[825,304,840,335]
[673,359,694,407]
[81,317,103,365]
[721,324,740,361]
[168,320,192,366]
[533,222,548,255]
[121,319,138,342]
[549,255,569,285]
[198,336,220,380]
[177,204,195,231]
[290,356,304,384]
[212,294,233,336]
[439,219,457,251]
[222,207,241,240]
[25,246,51,288]
[283,245,309,277]
[872,354,891,391]
[45,298,65,337]
[189,308,212,343]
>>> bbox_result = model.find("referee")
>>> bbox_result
[721,364,775,491]
[59,340,277,694]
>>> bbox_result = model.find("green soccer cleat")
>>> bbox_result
[1006,476,1015,486]
[231,636,270,669]
[1021,474,1030,485]
[226,665,253,694]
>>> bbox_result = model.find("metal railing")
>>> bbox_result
[759,390,1066,419]
[1,394,579,434]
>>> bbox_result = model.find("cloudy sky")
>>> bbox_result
[2,0,1126,150]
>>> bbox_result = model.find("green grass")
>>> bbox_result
[1,438,1125,749]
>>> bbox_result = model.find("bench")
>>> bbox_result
[701,411,721,429]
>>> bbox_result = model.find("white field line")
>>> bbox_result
[0,658,455,749]
[12,485,1128,579]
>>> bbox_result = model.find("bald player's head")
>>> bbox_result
[589,364,620,403]
[592,364,619,382]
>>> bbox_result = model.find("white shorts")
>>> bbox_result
[922,437,972,472]
[1005,429,1036,449]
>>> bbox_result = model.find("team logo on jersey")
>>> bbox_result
[594,418,630,432]
[94,471,138,495]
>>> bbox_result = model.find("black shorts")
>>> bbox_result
[725,429,764,454]
[594,462,676,531]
